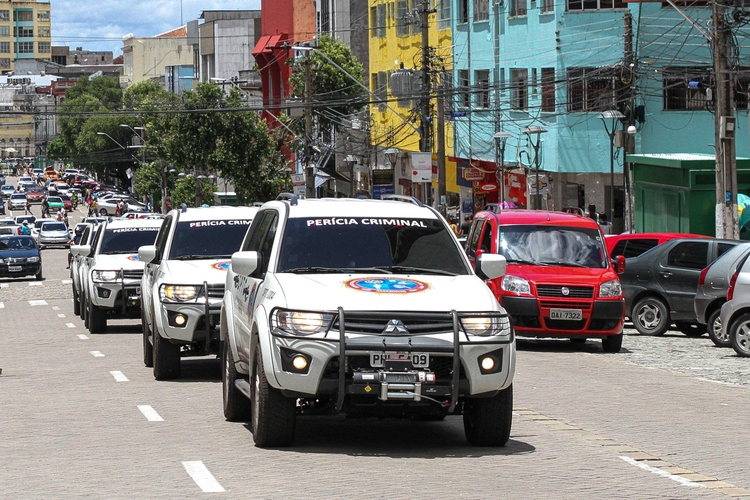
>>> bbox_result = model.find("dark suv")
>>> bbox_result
[621,238,740,336]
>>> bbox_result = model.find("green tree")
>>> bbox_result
[132,161,162,201]
[170,175,214,208]
[65,76,123,110]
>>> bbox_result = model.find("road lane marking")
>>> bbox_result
[619,456,704,487]
[52,306,60,310]
[77,334,88,340]
[57,314,65,318]
[137,405,164,422]
[28,282,42,287]
[66,323,75,328]
[90,351,105,357]
[28,300,47,306]
[0,302,4,308]
[182,461,225,493]
[0,283,8,288]
[62,279,72,284]
[110,371,129,382]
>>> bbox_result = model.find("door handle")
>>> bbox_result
[659,272,673,278]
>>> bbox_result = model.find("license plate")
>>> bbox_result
[8,265,22,272]
[370,351,429,368]
[550,308,582,321]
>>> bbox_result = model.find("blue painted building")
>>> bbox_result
[451,0,750,231]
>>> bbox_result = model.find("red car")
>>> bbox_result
[466,209,626,352]
[25,186,44,203]
[605,232,711,259]
[60,195,74,212]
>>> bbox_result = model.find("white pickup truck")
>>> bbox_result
[138,206,257,380]
[72,218,162,334]
[221,195,516,448]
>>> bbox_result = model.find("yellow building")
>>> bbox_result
[0,1,52,74]
[367,0,458,200]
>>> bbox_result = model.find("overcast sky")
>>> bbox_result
[51,0,261,56]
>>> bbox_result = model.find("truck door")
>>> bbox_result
[145,215,172,331]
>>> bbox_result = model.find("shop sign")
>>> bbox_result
[463,168,484,181]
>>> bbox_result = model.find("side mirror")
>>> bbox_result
[614,255,625,274]
[71,244,89,257]
[476,253,506,281]
[231,251,260,277]
[138,245,158,264]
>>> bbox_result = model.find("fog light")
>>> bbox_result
[97,288,111,299]
[174,314,187,326]
[481,356,496,371]
[292,355,308,371]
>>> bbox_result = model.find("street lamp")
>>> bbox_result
[493,132,512,206]
[599,110,625,224]
[96,131,127,151]
[522,126,547,210]
[344,154,357,198]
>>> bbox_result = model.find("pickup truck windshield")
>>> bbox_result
[100,226,159,254]
[498,224,607,269]
[168,220,253,260]
[277,217,469,275]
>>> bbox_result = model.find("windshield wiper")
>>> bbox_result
[173,254,219,260]
[102,251,138,255]
[373,265,458,276]
[283,266,393,274]
[506,259,547,266]
[539,261,588,268]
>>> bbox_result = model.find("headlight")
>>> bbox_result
[27,256,40,263]
[501,274,531,295]
[461,315,512,337]
[599,279,622,298]
[160,284,203,302]
[273,309,334,337]
[92,270,120,282]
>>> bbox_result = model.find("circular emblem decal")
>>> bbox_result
[212,260,231,271]
[561,287,570,296]
[345,278,430,294]
[127,255,140,261]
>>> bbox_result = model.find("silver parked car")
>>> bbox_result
[8,192,27,211]
[695,242,750,346]
[720,256,750,356]
[38,221,71,249]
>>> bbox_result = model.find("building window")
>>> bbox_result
[567,67,619,112]
[458,69,470,108]
[371,5,386,38]
[510,0,527,17]
[458,0,469,23]
[14,10,33,22]
[531,68,538,95]
[441,71,453,115]
[37,10,50,21]
[373,71,388,111]
[37,42,50,53]
[541,0,555,12]
[662,67,712,111]
[0,26,8,37]
[511,69,528,110]
[396,1,410,36]
[15,42,33,54]
[438,0,451,30]
[0,10,8,21]
[14,27,33,38]
[541,67,555,112]
[735,70,750,110]
[475,70,490,108]
[0,42,8,53]
[568,0,625,9]
[37,27,49,38]
[474,0,489,21]
[0,58,10,69]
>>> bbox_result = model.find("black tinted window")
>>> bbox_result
[277,217,468,275]
[168,219,252,260]
[666,241,709,270]
[99,226,159,254]
[612,238,658,258]
[717,242,736,259]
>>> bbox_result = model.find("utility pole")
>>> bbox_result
[419,0,432,155]
[623,11,635,232]
[437,81,446,210]
[304,56,316,198]
[713,2,738,239]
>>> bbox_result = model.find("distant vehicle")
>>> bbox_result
[620,238,741,336]
[44,167,58,181]
[1,185,15,198]
[38,221,71,249]
[13,214,35,226]
[0,235,42,280]
[25,186,44,204]
[97,196,147,216]
[82,216,107,226]
[720,257,750,356]
[60,195,73,212]
[8,192,27,211]
[46,196,64,211]
[31,218,56,241]
[605,232,711,259]
[0,218,16,226]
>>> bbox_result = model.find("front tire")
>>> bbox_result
[72,284,80,316]
[142,314,153,367]
[251,346,295,447]
[35,269,43,281]
[463,385,513,446]
[153,327,181,380]
[707,309,730,347]
[675,322,707,337]
[729,313,750,357]
[99,208,108,216]
[632,297,669,336]
[223,340,252,421]
[601,333,623,353]
[88,302,107,334]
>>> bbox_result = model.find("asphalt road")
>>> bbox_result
[2,193,750,499]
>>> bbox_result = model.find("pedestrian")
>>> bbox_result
[19,221,31,235]
[41,198,49,218]
[115,200,122,217]
[449,217,462,237]
[66,226,83,269]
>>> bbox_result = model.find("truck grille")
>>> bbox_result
[206,284,225,299]
[537,285,593,298]
[331,311,454,336]
[122,269,143,280]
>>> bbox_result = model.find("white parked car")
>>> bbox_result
[138,206,258,379]
[71,218,161,334]
[1,184,15,198]
[97,195,148,216]
[38,221,70,249]
[220,195,515,448]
